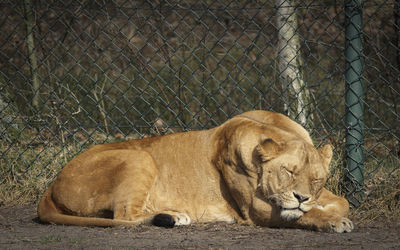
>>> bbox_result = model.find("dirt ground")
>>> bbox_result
[1,205,399,249]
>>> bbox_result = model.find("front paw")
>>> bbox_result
[329,217,354,233]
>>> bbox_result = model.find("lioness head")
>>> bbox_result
[255,137,333,221]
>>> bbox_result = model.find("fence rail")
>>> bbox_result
[0,0,399,207]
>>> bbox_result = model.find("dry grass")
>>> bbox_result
[352,168,400,224]
[0,144,70,205]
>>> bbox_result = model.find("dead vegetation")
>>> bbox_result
[353,168,400,224]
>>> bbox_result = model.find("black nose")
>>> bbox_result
[293,192,309,203]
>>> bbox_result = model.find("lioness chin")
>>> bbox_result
[38,110,353,233]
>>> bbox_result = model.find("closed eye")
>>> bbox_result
[281,166,294,176]
[312,178,324,184]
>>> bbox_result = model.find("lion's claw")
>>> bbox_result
[329,217,354,233]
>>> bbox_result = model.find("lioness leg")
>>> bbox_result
[107,152,191,227]
[296,188,353,232]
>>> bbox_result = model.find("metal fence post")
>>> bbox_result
[344,0,364,207]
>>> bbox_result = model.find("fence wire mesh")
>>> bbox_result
[0,0,399,206]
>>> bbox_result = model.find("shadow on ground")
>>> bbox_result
[1,205,399,249]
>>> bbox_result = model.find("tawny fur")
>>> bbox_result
[38,110,353,232]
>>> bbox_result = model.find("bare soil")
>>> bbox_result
[1,205,399,249]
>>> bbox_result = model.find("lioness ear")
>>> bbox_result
[319,144,333,168]
[255,137,282,162]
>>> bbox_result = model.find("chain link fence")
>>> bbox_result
[0,0,399,206]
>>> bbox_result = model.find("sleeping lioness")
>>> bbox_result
[38,110,353,232]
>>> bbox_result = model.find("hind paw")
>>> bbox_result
[152,212,191,228]
[173,212,191,226]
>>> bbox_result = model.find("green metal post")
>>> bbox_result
[344,0,364,207]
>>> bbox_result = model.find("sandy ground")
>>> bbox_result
[1,204,400,249]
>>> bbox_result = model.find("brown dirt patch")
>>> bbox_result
[1,204,399,249]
